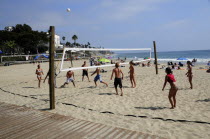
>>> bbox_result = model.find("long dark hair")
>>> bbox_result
[187,61,192,66]
[165,67,173,74]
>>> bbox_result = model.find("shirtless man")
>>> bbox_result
[82,61,90,82]
[35,64,44,88]
[61,70,75,87]
[111,62,124,96]
[91,63,108,87]
[129,61,136,88]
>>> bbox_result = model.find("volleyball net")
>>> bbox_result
[59,48,152,72]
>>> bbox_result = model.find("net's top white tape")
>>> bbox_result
[60,59,151,71]
[60,48,152,72]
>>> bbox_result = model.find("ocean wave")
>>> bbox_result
[157,58,210,63]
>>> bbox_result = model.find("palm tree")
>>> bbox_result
[62,36,65,43]
[72,35,78,47]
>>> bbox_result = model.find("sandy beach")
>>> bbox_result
[0,60,210,139]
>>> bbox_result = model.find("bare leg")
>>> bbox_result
[72,81,76,87]
[133,77,136,88]
[115,87,118,95]
[61,82,68,87]
[130,76,133,87]
[168,91,174,109]
[38,80,41,88]
[82,76,84,81]
[87,76,90,82]
[101,81,108,87]
[189,76,193,89]
[94,81,97,87]
[120,88,123,96]
[37,77,41,88]
[172,88,178,108]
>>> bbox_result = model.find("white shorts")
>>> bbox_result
[66,78,74,83]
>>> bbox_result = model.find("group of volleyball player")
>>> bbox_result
[35,60,193,109]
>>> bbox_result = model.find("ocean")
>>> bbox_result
[113,50,210,64]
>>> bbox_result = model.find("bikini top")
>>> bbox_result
[167,74,176,83]
[37,69,43,73]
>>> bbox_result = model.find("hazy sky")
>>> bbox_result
[1,0,210,51]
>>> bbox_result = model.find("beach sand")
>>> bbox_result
[0,60,210,139]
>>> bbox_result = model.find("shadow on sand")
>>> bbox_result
[135,106,167,110]
[22,87,35,88]
[196,98,210,102]
[39,108,51,111]
[98,93,113,95]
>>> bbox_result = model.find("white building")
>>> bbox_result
[5,26,13,31]
[55,34,63,48]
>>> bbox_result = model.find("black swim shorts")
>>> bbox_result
[82,70,88,76]
[114,78,122,88]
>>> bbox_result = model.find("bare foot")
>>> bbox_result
[116,93,119,95]
[120,94,123,96]
[170,107,174,109]
[190,87,193,89]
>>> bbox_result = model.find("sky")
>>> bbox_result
[0,0,210,51]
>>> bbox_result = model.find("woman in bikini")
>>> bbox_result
[162,67,178,109]
[129,61,136,88]
[186,61,193,89]
[35,64,44,88]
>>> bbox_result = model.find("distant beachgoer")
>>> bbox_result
[91,63,108,87]
[147,61,151,67]
[162,67,178,109]
[61,70,75,88]
[186,61,193,89]
[35,64,44,88]
[207,61,210,66]
[206,67,210,73]
[82,61,90,82]
[129,61,136,88]
[89,58,93,66]
[111,60,115,64]
[111,62,124,96]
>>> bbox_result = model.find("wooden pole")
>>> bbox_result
[49,26,55,109]
[153,41,158,74]
[70,51,73,67]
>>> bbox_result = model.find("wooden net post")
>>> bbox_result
[49,26,55,109]
[153,41,158,74]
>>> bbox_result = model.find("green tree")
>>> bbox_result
[72,35,78,46]
[12,24,32,33]
[3,40,16,55]
[62,36,65,43]
[66,41,71,46]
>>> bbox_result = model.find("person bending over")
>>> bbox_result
[91,63,108,87]
[111,62,124,96]
[61,70,75,88]
[35,64,44,88]
[162,67,178,109]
